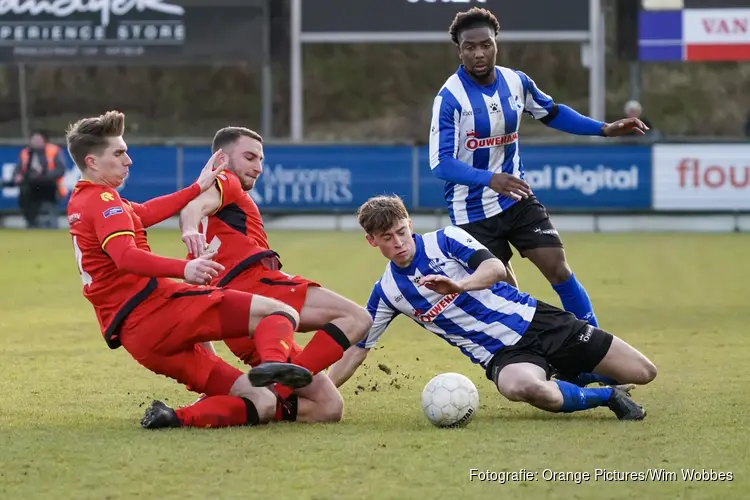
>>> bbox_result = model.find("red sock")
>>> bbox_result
[294,323,350,373]
[273,324,350,401]
[175,396,259,428]
[273,394,299,422]
[253,312,296,363]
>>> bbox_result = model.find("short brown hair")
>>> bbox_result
[357,195,409,235]
[65,110,125,169]
[212,127,263,153]
[449,7,500,45]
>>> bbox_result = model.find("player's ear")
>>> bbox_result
[408,218,413,233]
[84,153,97,170]
[365,234,377,248]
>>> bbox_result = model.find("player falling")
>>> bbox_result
[66,111,315,430]
[329,195,657,421]
[176,127,372,423]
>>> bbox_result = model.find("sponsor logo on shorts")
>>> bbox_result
[533,227,559,236]
[414,293,459,323]
[102,206,123,218]
[464,131,518,152]
[578,325,593,343]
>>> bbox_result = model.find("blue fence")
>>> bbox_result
[0,142,657,213]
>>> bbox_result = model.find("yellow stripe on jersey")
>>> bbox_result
[210,177,225,216]
[101,230,135,251]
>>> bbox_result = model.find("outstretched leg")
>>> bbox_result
[494,362,644,421]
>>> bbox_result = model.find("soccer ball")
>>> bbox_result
[421,372,479,428]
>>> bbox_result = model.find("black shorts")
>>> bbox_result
[485,301,613,382]
[458,196,562,264]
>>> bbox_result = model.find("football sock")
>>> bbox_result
[274,323,350,400]
[253,311,297,364]
[551,273,599,327]
[555,380,613,412]
[175,396,260,427]
[565,372,619,387]
[274,394,299,422]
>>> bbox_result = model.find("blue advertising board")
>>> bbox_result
[0,143,652,214]
[182,145,414,211]
[418,145,652,211]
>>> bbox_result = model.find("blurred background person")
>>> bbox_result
[13,130,67,229]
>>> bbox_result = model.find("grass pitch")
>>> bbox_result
[1,229,749,500]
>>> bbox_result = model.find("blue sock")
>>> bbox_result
[551,273,599,327]
[565,372,619,387]
[555,380,613,413]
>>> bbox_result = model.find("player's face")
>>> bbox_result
[458,26,497,79]
[367,219,415,267]
[228,136,264,191]
[85,136,132,188]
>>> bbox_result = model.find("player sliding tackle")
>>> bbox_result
[328,195,657,421]
[66,111,315,430]
[178,126,372,423]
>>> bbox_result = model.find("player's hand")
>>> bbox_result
[489,173,532,201]
[182,230,207,259]
[195,150,228,193]
[420,275,465,295]
[184,251,224,286]
[601,117,649,137]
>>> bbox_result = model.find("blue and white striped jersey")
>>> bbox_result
[429,65,555,225]
[358,226,538,368]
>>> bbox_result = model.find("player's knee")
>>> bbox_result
[249,389,277,424]
[251,295,300,329]
[500,377,547,403]
[548,260,572,285]
[319,392,344,423]
[274,301,300,328]
[638,358,658,385]
[351,305,373,340]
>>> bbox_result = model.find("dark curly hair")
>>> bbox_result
[449,7,500,45]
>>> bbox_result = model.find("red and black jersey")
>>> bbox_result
[67,181,160,347]
[200,171,279,286]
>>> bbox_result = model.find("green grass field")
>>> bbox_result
[1,229,749,499]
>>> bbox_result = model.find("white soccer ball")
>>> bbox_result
[421,372,479,428]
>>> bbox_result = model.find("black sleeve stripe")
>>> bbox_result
[538,103,559,124]
[467,249,496,271]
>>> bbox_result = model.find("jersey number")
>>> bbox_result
[73,236,93,287]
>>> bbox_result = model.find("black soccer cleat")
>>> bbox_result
[141,400,181,429]
[248,362,313,390]
[607,387,646,421]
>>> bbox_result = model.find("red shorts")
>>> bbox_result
[222,266,319,366]
[119,282,255,396]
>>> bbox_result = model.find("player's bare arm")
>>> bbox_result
[328,345,370,388]
[129,150,228,229]
[179,184,222,258]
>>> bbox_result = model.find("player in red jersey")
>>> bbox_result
[179,127,373,423]
[65,111,314,430]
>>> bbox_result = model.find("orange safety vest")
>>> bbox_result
[19,143,67,198]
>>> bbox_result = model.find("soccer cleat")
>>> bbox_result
[141,400,181,429]
[607,387,646,421]
[248,361,313,389]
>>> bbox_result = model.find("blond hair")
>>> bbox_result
[65,110,126,169]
